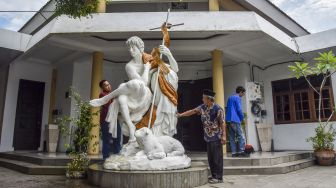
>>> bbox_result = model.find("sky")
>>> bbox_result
[269,0,336,33]
[0,0,49,31]
[0,0,335,33]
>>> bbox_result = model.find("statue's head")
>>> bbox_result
[126,36,145,58]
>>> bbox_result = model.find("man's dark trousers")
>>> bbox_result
[101,121,122,160]
[207,140,223,180]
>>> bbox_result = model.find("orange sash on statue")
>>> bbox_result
[142,49,178,106]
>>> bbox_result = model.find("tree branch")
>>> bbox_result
[319,77,327,123]
[303,76,319,95]
[324,111,335,128]
[327,70,336,78]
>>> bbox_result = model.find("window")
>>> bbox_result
[272,75,335,124]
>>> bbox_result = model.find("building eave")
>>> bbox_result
[295,29,336,54]
[18,0,55,34]
[0,29,31,66]
[236,0,310,37]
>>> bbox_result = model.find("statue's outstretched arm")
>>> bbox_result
[90,92,113,107]
[159,45,179,73]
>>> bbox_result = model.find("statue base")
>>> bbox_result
[88,163,208,188]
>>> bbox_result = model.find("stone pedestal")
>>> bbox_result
[46,124,59,153]
[88,163,208,188]
[256,123,272,152]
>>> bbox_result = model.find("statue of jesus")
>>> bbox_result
[90,36,179,143]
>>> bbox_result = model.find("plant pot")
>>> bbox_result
[314,150,335,166]
[47,124,59,153]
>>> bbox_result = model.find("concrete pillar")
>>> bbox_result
[88,52,103,155]
[212,49,226,154]
[212,49,225,109]
[48,69,57,124]
[209,0,220,11]
[96,0,106,13]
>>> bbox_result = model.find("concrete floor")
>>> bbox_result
[0,165,335,188]
[4,151,309,159]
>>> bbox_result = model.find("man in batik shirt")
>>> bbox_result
[178,89,226,184]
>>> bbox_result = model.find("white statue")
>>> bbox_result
[90,36,179,141]
[90,36,190,171]
[135,127,185,160]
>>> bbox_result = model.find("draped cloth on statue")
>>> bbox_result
[135,105,157,130]
[140,50,179,136]
[106,79,152,138]
[142,50,178,106]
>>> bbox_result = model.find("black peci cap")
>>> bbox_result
[203,89,216,97]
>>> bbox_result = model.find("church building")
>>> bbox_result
[0,0,335,153]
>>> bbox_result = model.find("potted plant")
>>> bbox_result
[57,88,98,178]
[289,51,336,166]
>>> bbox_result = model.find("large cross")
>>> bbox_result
[147,9,184,129]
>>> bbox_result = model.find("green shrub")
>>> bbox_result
[55,0,100,19]
[57,88,98,177]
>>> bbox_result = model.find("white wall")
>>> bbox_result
[0,66,9,140]
[54,61,74,152]
[223,63,249,111]
[54,62,73,118]
[254,62,336,151]
[103,62,128,90]
[0,61,52,152]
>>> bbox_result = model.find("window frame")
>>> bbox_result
[272,76,336,124]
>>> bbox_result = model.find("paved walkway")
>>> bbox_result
[0,165,335,188]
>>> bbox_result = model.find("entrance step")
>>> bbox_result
[0,151,315,175]
[0,158,66,175]
[223,158,314,175]
[190,152,313,166]
[0,151,102,166]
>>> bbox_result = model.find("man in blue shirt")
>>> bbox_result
[226,86,248,157]
[178,89,226,184]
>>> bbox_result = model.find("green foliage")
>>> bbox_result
[289,51,336,151]
[55,0,100,19]
[66,152,90,178]
[307,123,336,151]
[57,88,98,177]
[289,51,336,78]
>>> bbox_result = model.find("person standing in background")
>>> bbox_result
[99,80,122,160]
[226,86,249,157]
